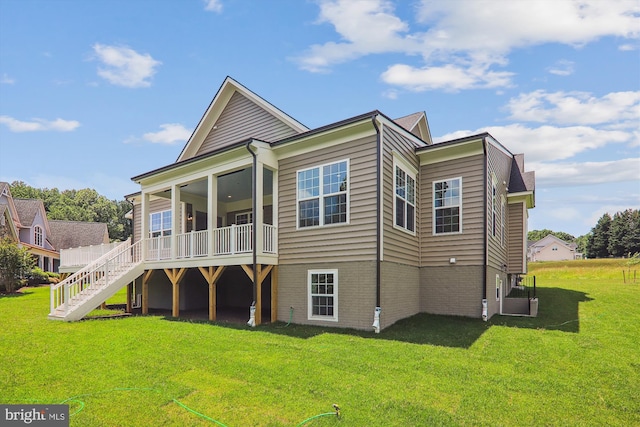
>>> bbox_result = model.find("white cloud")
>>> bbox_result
[436,124,631,163]
[619,43,638,51]
[506,90,640,126]
[547,60,575,76]
[295,0,420,72]
[297,0,640,91]
[381,63,514,92]
[0,73,15,84]
[92,44,161,88]
[204,0,223,13]
[142,123,192,145]
[0,116,80,132]
[531,158,640,186]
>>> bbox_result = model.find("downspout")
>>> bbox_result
[371,115,382,333]
[246,140,258,327]
[482,138,488,321]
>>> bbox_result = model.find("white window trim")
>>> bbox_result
[149,210,172,237]
[432,176,463,235]
[491,175,497,239]
[307,269,338,322]
[235,211,253,225]
[393,154,417,236]
[296,159,350,229]
[34,225,43,247]
[496,274,501,301]
[501,196,506,247]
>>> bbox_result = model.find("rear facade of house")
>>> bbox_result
[50,77,535,330]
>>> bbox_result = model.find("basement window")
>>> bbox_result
[308,270,338,322]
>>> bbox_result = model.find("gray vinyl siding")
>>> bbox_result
[278,135,378,264]
[132,198,171,242]
[486,143,512,271]
[382,126,420,267]
[195,92,300,157]
[508,201,527,274]
[419,154,485,267]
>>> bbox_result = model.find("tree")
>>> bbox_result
[586,213,612,258]
[0,238,35,293]
[528,229,575,243]
[9,182,132,242]
[608,209,640,257]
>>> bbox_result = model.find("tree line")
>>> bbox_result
[9,181,132,242]
[528,209,640,258]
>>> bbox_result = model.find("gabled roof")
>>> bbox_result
[176,76,309,162]
[13,199,42,227]
[393,111,433,144]
[531,234,574,250]
[48,220,110,250]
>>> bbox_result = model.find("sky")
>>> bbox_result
[0,0,638,238]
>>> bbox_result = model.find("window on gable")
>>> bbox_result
[395,164,416,233]
[297,160,348,228]
[491,176,497,238]
[150,210,172,237]
[34,225,43,246]
[501,196,506,247]
[433,177,462,234]
[308,270,338,321]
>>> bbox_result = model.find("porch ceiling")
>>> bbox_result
[166,168,273,202]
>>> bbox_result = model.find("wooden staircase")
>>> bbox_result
[49,238,145,321]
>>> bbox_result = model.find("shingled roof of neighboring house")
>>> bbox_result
[13,199,44,227]
[48,220,110,250]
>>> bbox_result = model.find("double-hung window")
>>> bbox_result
[308,270,338,321]
[34,225,43,246]
[433,177,462,234]
[150,210,172,237]
[394,160,416,233]
[297,159,348,228]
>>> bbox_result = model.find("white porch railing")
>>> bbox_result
[50,238,143,318]
[60,241,122,268]
[145,224,276,260]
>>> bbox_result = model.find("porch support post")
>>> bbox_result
[165,268,187,318]
[271,265,278,323]
[241,264,273,326]
[255,162,264,255]
[126,281,133,313]
[207,174,217,257]
[171,184,180,260]
[142,269,153,314]
[141,192,150,260]
[198,266,225,321]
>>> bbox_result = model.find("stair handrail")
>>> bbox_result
[50,238,141,316]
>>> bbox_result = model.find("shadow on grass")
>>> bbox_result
[0,290,33,299]
[159,286,593,349]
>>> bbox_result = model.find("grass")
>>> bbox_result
[1,259,638,426]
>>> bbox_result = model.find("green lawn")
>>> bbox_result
[1,259,638,426]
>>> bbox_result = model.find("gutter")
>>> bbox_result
[482,138,488,321]
[371,115,382,333]
[246,140,258,327]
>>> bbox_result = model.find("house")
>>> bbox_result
[528,234,580,261]
[0,182,112,274]
[49,220,112,275]
[48,77,535,331]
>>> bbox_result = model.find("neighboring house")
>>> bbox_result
[49,77,535,330]
[528,234,580,262]
[0,182,112,274]
[0,183,20,241]
[13,198,59,272]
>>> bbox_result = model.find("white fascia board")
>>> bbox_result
[138,146,252,192]
[507,191,535,209]
[272,120,376,160]
[376,114,428,148]
[418,138,484,165]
